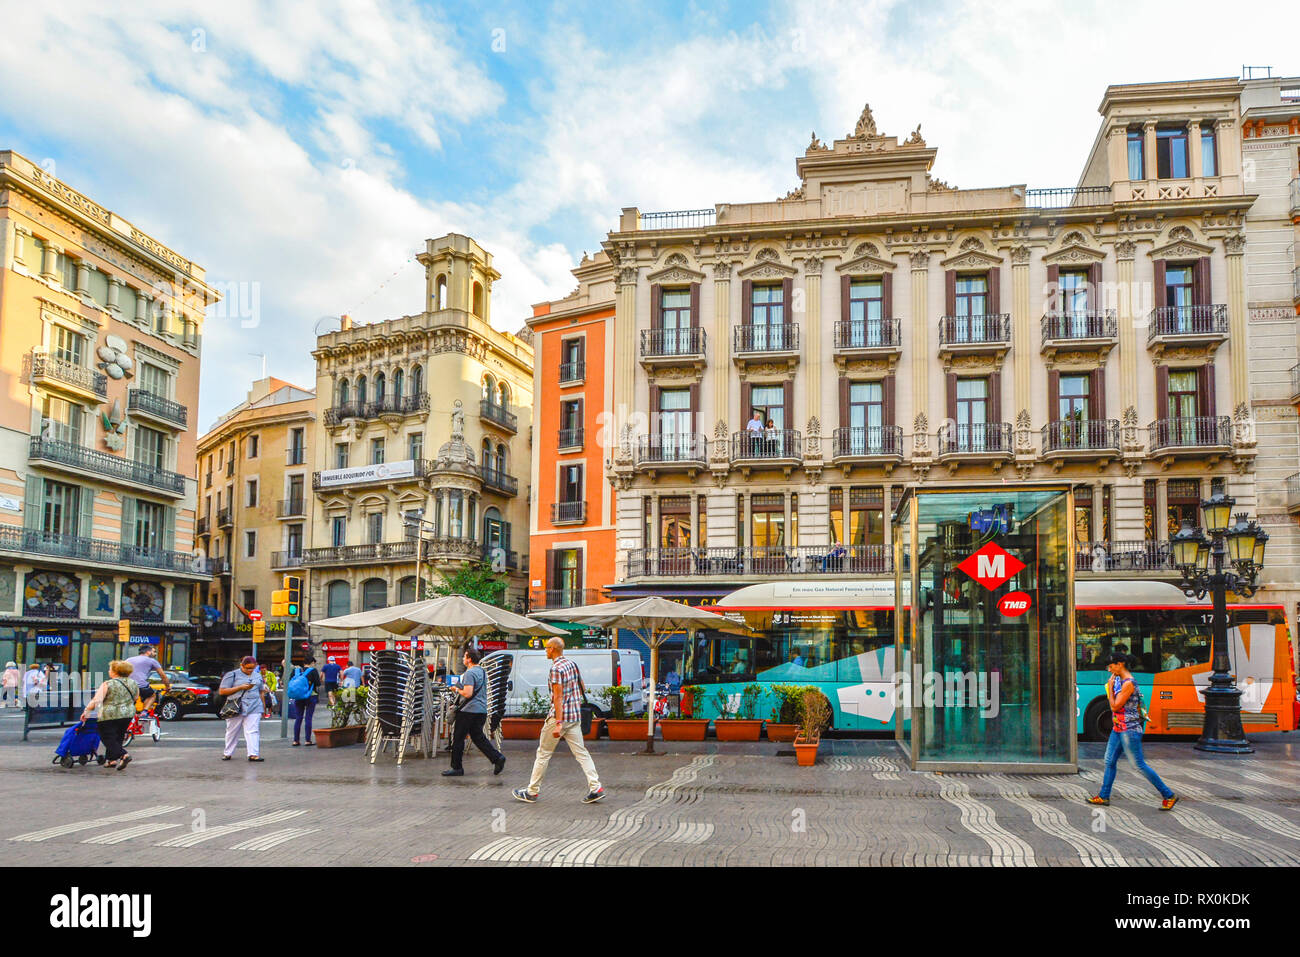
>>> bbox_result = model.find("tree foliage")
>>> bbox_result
[427,561,507,607]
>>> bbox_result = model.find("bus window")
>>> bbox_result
[1151,610,1211,672]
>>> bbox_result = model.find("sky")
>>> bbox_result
[0,0,1295,428]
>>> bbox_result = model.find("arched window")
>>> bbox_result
[327,580,351,618]
[411,364,424,396]
[374,372,386,403]
[398,576,417,605]
[482,375,497,402]
[497,382,509,408]
[356,375,367,406]
[472,281,484,317]
[483,507,504,552]
[338,379,350,406]
[482,439,493,472]
[361,578,387,611]
[495,443,506,475]
[435,274,448,310]
[392,368,404,401]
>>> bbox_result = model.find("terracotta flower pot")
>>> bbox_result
[501,717,546,740]
[793,736,820,766]
[315,725,364,748]
[586,718,604,740]
[714,719,764,741]
[766,723,799,742]
[658,718,709,741]
[603,718,648,741]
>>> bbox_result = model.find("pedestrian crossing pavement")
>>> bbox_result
[9,804,317,853]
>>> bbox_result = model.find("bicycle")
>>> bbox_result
[122,696,161,748]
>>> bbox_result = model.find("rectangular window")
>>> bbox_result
[951,274,989,342]
[844,279,885,347]
[133,426,168,470]
[1200,123,1217,177]
[370,438,385,465]
[1156,127,1189,179]
[245,530,256,558]
[246,479,258,508]
[749,284,787,348]
[660,289,691,353]
[1167,369,1198,419]
[848,381,884,454]
[247,434,259,458]
[287,474,304,511]
[1127,128,1145,180]
[52,326,86,366]
[40,480,80,537]
[334,442,349,469]
[561,464,583,503]
[561,399,582,432]
[241,589,256,613]
[138,361,170,398]
[1058,374,1090,422]
[366,512,383,544]
[1059,269,1090,316]
[407,432,423,461]
[288,427,306,465]
[557,548,581,597]
[955,377,989,451]
[1163,264,1194,314]
[40,395,83,446]
[58,252,76,291]
[134,500,165,551]
[1167,479,1201,539]
[562,338,583,366]
[331,516,346,547]
[830,487,886,549]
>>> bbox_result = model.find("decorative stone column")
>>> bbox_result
[1224,234,1249,411]
[783,491,793,548]
[1155,480,1169,543]
[41,242,61,281]
[689,493,699,544]
[1189,121,1204,179]
[712,261,732,431]
[614,264,638,422]
[803,257,823,431]
[12,225,30,268]
[135,293,148,325]
[1142,121,1157,183]
[1115,239,1140,447]
[107,276,122,313]
[909,251,932,476]
[1011,245,1032,421]
[650,493,661,555]
[75,260,91,299]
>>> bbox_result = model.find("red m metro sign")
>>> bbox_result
[956,541,1025,590]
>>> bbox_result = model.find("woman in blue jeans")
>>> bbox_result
[292,661,322,746]
[1089,652,1177,810]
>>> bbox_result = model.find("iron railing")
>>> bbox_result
[1146,305,1228,341]
[1024,186,1112,208]
[276,497,305,518]
[300,540,420,566]
[638,208,715,230]
[529,587,602,610]
[636,433,707,465]
[480,466,519,496]
[559,360,586,382]
[626,544,892,578]
[127,389,187,428]
[0,526,214,576]
[271,550,303,568]
[938,314,1012,346]
[1291,364,1300,401]
[1041,312,1118,342]
[30,351,107,398]
[324,392,430,425]
[479,400,518,433]
[558,427,584,449]
[225,461,235,478]
[551,501,586,524]
[731,429,800,460]
[1287,473,1300,511]
[640,327,706,357]
[1149,416,1232,451]
[217,507,233,527]
[832,426,903,458]
[734,323,799,353]
[833,319,901,350]
[28,438,187,495]
[937,422,1013,455]
[196,516,210,536]
[1041,419,1120,453]
[1075,541,1172,573]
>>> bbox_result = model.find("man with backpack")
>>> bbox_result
[287,659,322,746]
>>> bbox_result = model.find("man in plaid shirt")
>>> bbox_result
[513,637,605,804]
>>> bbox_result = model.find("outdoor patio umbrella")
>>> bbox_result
[313,593,565,640]
[533,596,752,754]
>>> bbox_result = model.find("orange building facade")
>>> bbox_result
[527,254,617,609]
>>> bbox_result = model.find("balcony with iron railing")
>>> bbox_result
[937,315,1012,352]
[731,429,800,463]
[480,466,519,497]
[1024,186,1112,208]
[832,319,902,353]
[276,497,306,518]
[529,587,602,610]
[937,422,1013,459]
[832,426,903,460]
[558,359,586,383]
[127,389,187,429]
[1149,416,1232,454]
[1040,312,1118,350]
[626,544,893,579]
[300,539,420,566]
[1041,419,1120,457]
[1287,474,1300,514]
[217,507,234,528]
[1290,177,1300,221]
[551,501,587,525]
[271,549,304,569]
[1075,541,1173,574]
[1145,305,1228,346]
[640,327,707,360]
[636,433,707,468]
[324,392,431,426]
[196,516,210,536]
[1291,364,1300,405]
[0,526,214,577]
[733,323,799,354]
[29,350,107,400]
[28,438,187,496]
[479,399,518,434]
[558,427,584,450]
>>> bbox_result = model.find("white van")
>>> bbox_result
[484,648,645,717]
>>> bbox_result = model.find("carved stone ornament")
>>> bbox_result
[959,237,986,252]
[1233,403,1256,448]
[617,266,638,287]
[713,419,728,443]
[808,131,823,151]
[928,177,955,191]
[1168,225,1194,242]
[913,413,929,451]
[711,261,734,280]
[853,103,878,139]
[1224,233,1246,255]
[1011,245,1031,265]
[1115,240,1137,261]
[909,250,931,270]
[904,124,925,146]
[664,253,689,268]
[782,186,806,200]
[1015,409,1033,451]
[854,242,880,258]
[806,416,821,440]
[803,256,823,275]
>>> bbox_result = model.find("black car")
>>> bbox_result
[155,670,220,720]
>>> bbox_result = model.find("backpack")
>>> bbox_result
[286,668,313,701]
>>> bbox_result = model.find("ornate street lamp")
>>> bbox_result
[1175,494,1266,754]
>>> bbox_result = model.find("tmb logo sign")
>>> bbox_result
[956,541,1026,590]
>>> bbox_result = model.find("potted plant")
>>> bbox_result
[657,684,709,741]
[714,684,764,741]
[793,686,830,766]
[317,687,368,748]
[596,685,643,740]
[501,688,550,740]
[765,684,803,742]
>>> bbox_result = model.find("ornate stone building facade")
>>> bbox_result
[302,234,533,654]
[593,90,1267,610]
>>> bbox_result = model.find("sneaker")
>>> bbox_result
[1086,796,1109,806]
[512,788,537,804]
[1160,795,1178,811]
[582,787,607,804]
[494,756,506,776]
[442,768,464,777]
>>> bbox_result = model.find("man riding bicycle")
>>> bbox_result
[124,646,170,730]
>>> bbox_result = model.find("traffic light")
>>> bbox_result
[271,589,289,617]
[271,576,302,618]
[117,619,130,643]
[252,620,266,643]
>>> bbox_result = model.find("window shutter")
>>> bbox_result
[987,267,1001,314]
[120,497,136,545]
[1152,259,1166,308]
[1194,257,1211,307]
[1046,264,1059,314]
[576,337,585,368]
[881,271,893,318]
[839,376,850,428]
[840,275,851,324]
[79,489,95,540]
[1156,365,1169,419]
[23,474,42,530]
[650,284,662,331]
[783,380,794,430]
[946,373,958,423]
[575,549,584,591]
[1047,371,1060,421]
[1199,363,1216,417]
[883,374,896,430]
[781,277,793,326]
[741,280,753,326]
[689,383,699,437]
[545,548,557,588]
[1090,368,1106,420]
[689,282,700,328]
[740,382,752,427]
[648,384,661,435]
[944,270,956,315]
[1087,262,1102,307]
[162,508,175,552]
[989,371,1002,424]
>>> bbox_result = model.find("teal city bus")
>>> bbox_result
[680,579,1297,739]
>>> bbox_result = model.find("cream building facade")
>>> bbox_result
[0,150,217,674]
[598,87,1272,615]
[302,234,533,644]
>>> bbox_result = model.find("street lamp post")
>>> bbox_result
[1169,490,1268,755]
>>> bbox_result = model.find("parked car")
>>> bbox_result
[483,648,646,717]
[150,669,219,720]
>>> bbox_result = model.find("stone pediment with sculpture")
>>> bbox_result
[835,240,898,275]
[1149,225,1213,261]
[737,247,797,280]
[647,251,706,284]
[940,236,1003,270]
[1043,230,1106,265]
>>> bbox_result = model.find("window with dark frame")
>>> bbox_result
[1127,128,1145,180]
[1156,126,1189,179]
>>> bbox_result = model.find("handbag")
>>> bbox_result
[219,671,249,719]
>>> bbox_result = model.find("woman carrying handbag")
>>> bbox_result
[219,656,268,762]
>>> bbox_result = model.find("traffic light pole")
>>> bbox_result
[281,621,291,740]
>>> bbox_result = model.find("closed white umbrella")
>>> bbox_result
[533,597,751,753]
